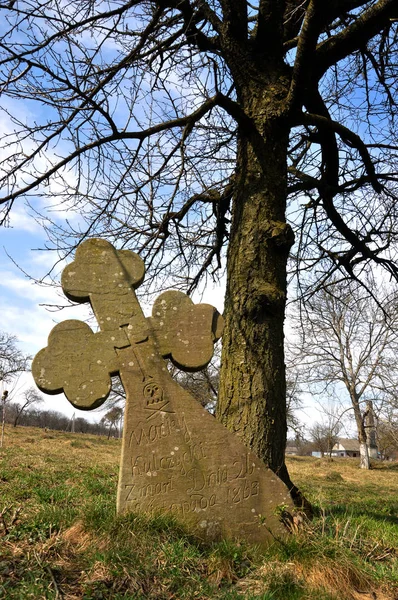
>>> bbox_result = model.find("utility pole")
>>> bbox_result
[1,390,9,448]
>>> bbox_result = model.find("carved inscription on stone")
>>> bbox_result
[118,358,292,544]
[32,238,293,547]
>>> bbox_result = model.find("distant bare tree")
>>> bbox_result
[285,370,304,437]
[294,280,398,469]
[309,421,341,458]
[34,409,70,431]
[0,332,29,384]
[73,417,91,434]
[0,333,30,446]
[377,418,398,460]
[11,387,43,427]
[295,437,314,457]
[101,406,124,439]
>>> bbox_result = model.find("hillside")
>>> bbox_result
[0,426,397,599]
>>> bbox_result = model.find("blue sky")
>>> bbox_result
[0,4,373,431]
[1,209,335,434]
[0,201,226,420]
[1,206,90,417]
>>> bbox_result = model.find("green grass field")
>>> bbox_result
[0,426,397,599]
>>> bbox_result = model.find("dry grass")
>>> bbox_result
[1,425,121,466]
[1,427,397,599]
[287,454,398,489]
[237,559,372,600]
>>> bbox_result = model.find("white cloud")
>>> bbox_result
[7,204,42,235]
[0,268,92,353]
[192,280,225,314]
[0,270,54,301]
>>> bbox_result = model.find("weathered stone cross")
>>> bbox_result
[32,238,292,546]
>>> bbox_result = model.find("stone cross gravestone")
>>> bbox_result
[32,238,293,546]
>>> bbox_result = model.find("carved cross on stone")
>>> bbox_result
[32,238,292,546]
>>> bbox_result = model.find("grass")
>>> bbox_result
[0,427,397,599]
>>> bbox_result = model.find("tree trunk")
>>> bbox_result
[352,394,370,469]
[359,442,370,469]
[365,400,378,459]
[13,406,23,427]
[217,75,306,507]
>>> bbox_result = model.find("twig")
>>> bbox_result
[46,565,63,600]
[0,505,11,534]
[33,550,64,599]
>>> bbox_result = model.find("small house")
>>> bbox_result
[332,438,360,458]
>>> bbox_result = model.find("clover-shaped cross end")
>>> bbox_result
[150,291,223,372]
[32,320,130,410]
[32,239,224,412]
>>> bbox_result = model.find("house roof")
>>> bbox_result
[333,438,360,452]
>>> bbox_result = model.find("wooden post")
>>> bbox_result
[0,390,9,448]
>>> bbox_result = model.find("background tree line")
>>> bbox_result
[2,397,112,436]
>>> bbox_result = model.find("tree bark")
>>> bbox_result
[351,393,370,469]
[13,406,24,427]
[216,73,307,507]
[359,442,370,469]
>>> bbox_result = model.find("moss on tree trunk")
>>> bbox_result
[216,79,308,507]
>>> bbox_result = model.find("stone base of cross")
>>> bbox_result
[32,238,292,546]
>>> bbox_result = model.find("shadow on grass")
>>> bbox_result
[323,503,398,527]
